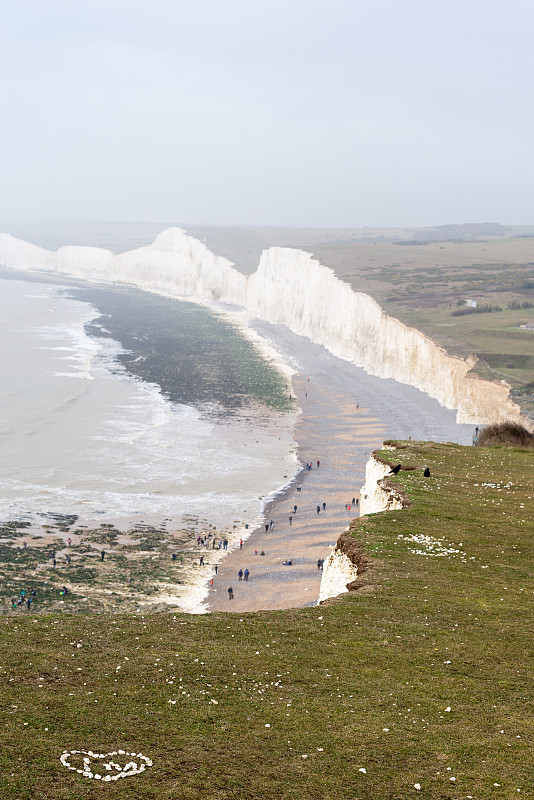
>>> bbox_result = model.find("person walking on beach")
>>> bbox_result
[240,539,243,549]
[317,558,322,570]
[215,564,218,575]
[322,502,326,511]
[270,520,274,530]
[238,569,243,581]
[228,587,234,600]
[244,568,249,582]
[316,505,321,514]
[294,505,297,513]
[101,550,106,562]
[289,515,293,525]
[317,460,320,468]
[199,555,204,566]
[265,523,269,533]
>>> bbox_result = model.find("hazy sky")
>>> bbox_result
[1,0,533,227]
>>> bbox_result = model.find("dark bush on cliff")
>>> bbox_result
[476,422,534,448]
[451,303,502,316]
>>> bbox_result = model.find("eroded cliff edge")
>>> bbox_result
[318,449,411,604]
[0,226,522,425]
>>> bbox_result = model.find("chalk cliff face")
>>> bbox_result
[0,226,521,425]
[317,546,359,604]
[318,450,411,604]
[0,233,57,271]
[359,455,409,516]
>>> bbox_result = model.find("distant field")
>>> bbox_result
[302,237,534,419]
[2,439,534,799]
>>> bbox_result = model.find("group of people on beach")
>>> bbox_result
[218,450,363,600]
[46,542,108,568]
[345,497,359,511]
[11,588,37,610]
[196,533,229,551]
[227,565,252,600]
[11,583,73,610]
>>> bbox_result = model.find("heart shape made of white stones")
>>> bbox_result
[60,749,153,781]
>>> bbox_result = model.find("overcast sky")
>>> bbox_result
[1,0,533,227]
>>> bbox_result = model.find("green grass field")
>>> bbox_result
[2,439,533,798]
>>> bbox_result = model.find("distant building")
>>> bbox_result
[465,299,477,308]
[519,322,534,329]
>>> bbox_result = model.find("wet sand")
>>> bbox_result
[207,372,384,612]
[207,321,473,613]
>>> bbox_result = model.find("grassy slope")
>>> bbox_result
[1,440,533,799]
[303,238,534,418]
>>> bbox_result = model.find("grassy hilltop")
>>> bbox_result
[2,439,533,799]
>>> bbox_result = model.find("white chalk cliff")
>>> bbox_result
[359,454,408,516]
[0,226,521,425]
[317,547,359,604]
[318,451,410,604]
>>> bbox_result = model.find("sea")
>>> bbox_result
[0,275,297,535]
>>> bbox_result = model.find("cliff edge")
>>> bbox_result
[318,449,412,604]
